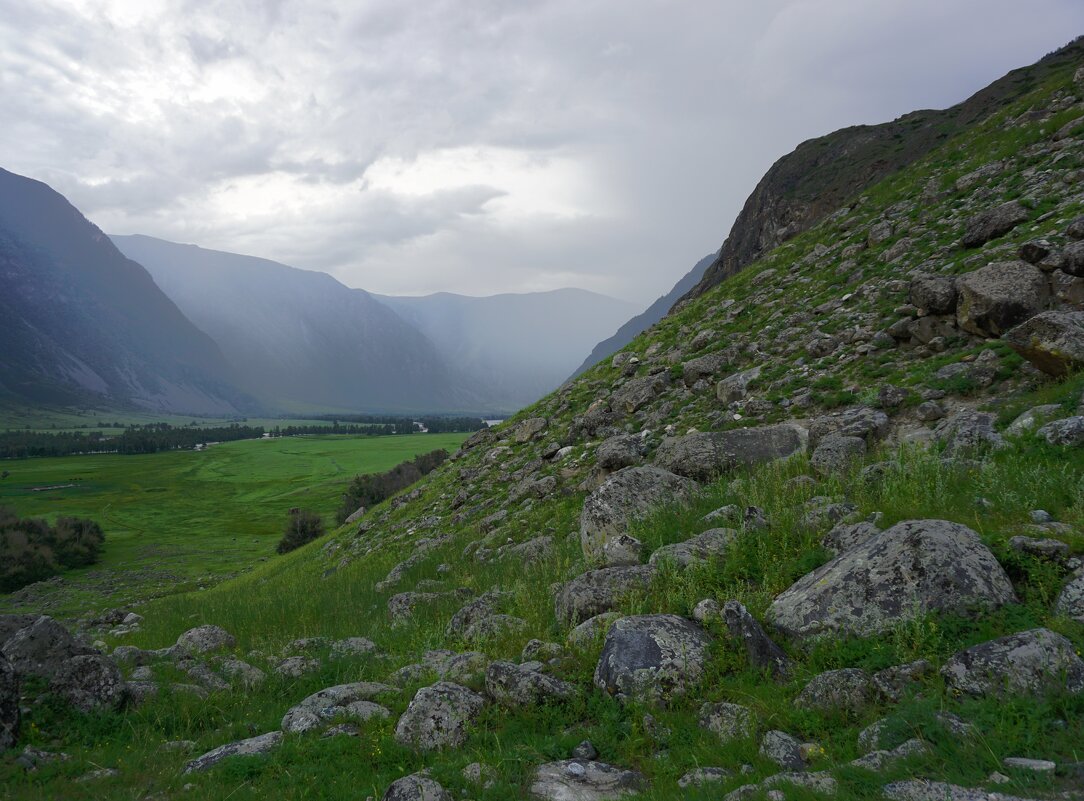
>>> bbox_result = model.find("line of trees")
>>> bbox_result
[337,448,449,523]
[0,506,105,591]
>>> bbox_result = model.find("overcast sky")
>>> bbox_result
[1,2,1081,305]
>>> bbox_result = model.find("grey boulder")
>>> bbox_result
[808,406,889,448]
[910,274,958,315]
[1,616,94,679]
[50,654,127,713]
[394,681,486,751]
[955,261,1048,337]
[940,628,1084,697]
[1004,311,1084,377]
[810,435,866,476]
[580,467,696,564]
[382,773,452,801]
[648,528,735,568]
[0,653,17,750]
[1055,575,1084,621]
[555,565,656,627]
[595,434,645,471]
[722,600,789,679]
[530,759,647,801]
[699,701,755,743]
[1037,416,1084,447]
[653,425,805,481]
[281,681,396,733]
[960,201,1029,248]
[175,625,236,656]
[794,668,874,714]
[183,731,282,774]
[769,520,1016,639]
[485,661,575,707]
[593,614,712,703]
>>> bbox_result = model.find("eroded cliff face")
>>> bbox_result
[682,36,1084,304]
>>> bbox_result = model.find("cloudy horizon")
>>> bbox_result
[2,1,1082,305]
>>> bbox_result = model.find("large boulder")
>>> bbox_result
[593,614,712,703]
[580,467,696,564]
[955,261,1048,337]
[611,373,668,414]
[595,434,645,471]
[383,773,452,801]
[960,201,1029,248]
[648,528,735,569]
[768,520,1017,639]
[940,628,1084,697]
[530,760,647,801]
[175,625,236,656]
[1004,311,1084,377]
[0,615,36,647]
[653,425,805,481]
[49,654,127,712]
[394,682,485,751]
[935,410,1005,456]
[485,661,575,708]
[555,566,657,627]
[183,731,282,773]
[1,616,94,679]
[0,653,17,750]
[1037,416,1084,447]
[910,274,958,315]
[808,407,888,449]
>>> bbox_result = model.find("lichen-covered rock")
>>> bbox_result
[595,434,645,471]
[1004,311,1084,376]
[935,410,1005,456]
[183,731,282,774]
[960,201,1029,248]
[555,566,656,627]
[463,614,528,642]
[1055,575,1084,622]
[593,614,712,703]
[49,654,127,713]
[795,668,874,714]
[648,528,735,568]
[1037,416,1084,447]
[1,616,94,679]
[382,773,452,801]
[810,434,866,475]
[446,591,513,638]
[699,701,755,743]
[910,274,958,315]
[567,613,622,648]
[485,661,575,708]
[884,779,1046,801]
[940,628,1084,697]
[653,425,805,481]
[611,373,669,414]
[0,653,18,750]
[822,520,881,556]
[722,600,789,679]
[955,261,1048,337]
[716,366,762,403]
[580,467,696,564]
[175,625,236,656]
[678,767,732,788]
[530,759,648,801]
[394,682,486,751]
[759,730,805,770]
[872,660,934,702]
[388,589,473,626]
[281,681,397,733]
[769,520,1016,639]
[808,407,889,448]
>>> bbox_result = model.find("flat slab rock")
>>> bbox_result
[884,780,1049,801]
[183,731,282,774]
[940,627,1084,697]
[530,759,648,801]
[769,519,1016,639]
[653,425,805,481]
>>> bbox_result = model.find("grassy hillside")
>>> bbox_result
[0,433,468,617]
[4,46,1084,801]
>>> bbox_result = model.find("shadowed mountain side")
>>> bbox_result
[111,236,479,414]
[571,251,715,378]
[0,168,249,414]
[373,289,639,410]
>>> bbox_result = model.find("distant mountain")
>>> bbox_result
[374,289,639,410]
[112,235,478,414]
[0,168,248,414]
[570,251,715,377]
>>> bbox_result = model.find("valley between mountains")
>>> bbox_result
[4,35,1084,801]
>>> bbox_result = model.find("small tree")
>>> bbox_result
[276,509,325,554]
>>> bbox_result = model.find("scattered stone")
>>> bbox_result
[218,657,265,688]
[648,528,735,568]
[795,668,874,714]
[717,366,762,403]
[580,466,696,564]
[759,730,805,770]
[485,661,575,708]
[555,565,656,627]
[678,767,732,788]
[593,614,712,703]
[1037,416,1084,447]
[884,779,1045,801]
[1004,311,1084,376]
[183,731,282,774]
[394,682,486,751]
[322,723,361,738]
[654,425,805,480]
[769,519,1016,639]
[955,261,1048,337]
[595,434,645,471]
[281,681,395,733]
[274,656,320,678]
[910,274,958,315]
[530,760,647,801]
[961,201,1029,248]
[15,745,71,771]
[692,598,721,623]
[1006,404,1063,435]
[699,701,755,743]
[810,435,866,475]
[1009,536,1069,562]
[936,411,1005,456]
[49,654,127,712]
[175,625,235,656]
[722,600,789,679]
[572,740,599,760]
[330,637,379,658]
[941,628,1084,696]
[850,738,927,770]
[808,407,889,448]
[1055,575,1084,621]
[382,772,452,801]
[388,589,473,626]
[446,591,513,638]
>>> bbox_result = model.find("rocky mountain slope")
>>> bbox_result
[5,40,1084,801]
[0,170,249,414]
[374,289,638,410]
[570,252,715,378]
[112,235,479,414]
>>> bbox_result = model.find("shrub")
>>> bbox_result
[336,449,449,523]
[277,509,325,554]
[0,506,105,591]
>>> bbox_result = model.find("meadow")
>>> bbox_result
[0,432,468,617]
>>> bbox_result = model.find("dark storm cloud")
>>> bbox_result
[1,1,1081,303]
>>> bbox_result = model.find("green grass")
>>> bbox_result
[0,433,468,616]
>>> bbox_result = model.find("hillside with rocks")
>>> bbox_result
[4,40,1084,801]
